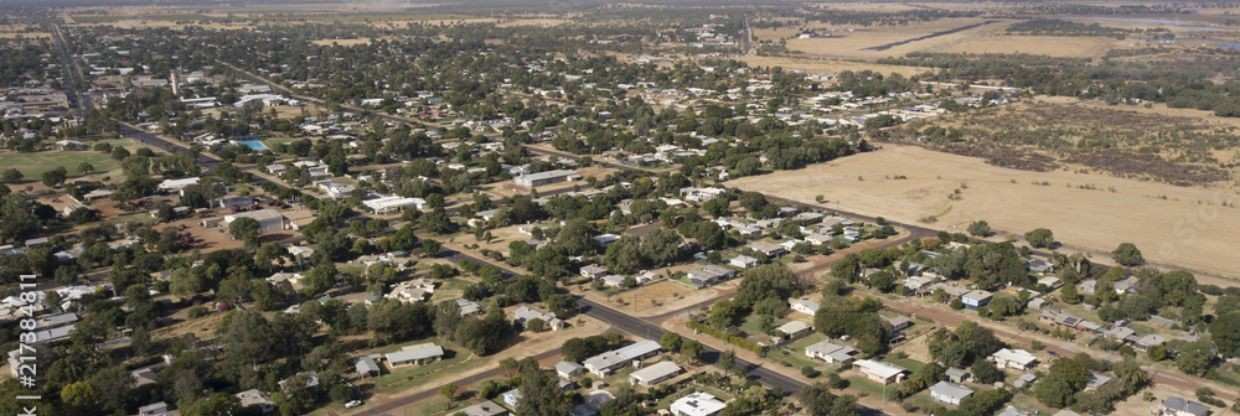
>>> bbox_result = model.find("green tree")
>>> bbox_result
[1025,228,1056,248]
[41,166,67,187]
[967,220,994,237]
[228,217,261,243]
[1174,341,1216,376]
[1111,243,1144,266]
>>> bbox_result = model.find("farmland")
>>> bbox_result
[729,144,1240,280]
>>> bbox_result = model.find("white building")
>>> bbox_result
[990,348,1038,370]
[363,195,427,214]
[385,342,445,367]
[582,340,660,376]
[854,359,908,384]
[804,340,857,364]
[629,361,682,386]
[670,392,726,416]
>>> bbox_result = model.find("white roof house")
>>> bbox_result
[776,321,812,338]
[512,305,564,331]
[460,400,510,416]
[990,348,1038,370]
[556,361,585,379]
[804,340,857,364]
[790,298,820,315]
[854,359,908,384]
[363,195,427,214]
[629,361,682,386]
[929,381,974,406]
[235,389,274,411]
[582,340,660,376]
[385,342,445,367]
[157,177,200,193]
[670,392,726,416]
[729,255,759,269]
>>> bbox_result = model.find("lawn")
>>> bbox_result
[771,333,834,371]
[372,340,480,393]
[846,376,901,401]
[0,150,120,178]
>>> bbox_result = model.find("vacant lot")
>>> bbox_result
[738,55,932,77]
[729,144,1240,280]
[583,271,735,318]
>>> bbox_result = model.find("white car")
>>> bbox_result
[344,400,363,409]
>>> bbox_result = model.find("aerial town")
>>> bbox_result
[2,1,1240,416]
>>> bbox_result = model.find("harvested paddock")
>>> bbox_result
[928,34,1123,58]
[728,145,1240,281]
[785,18,1001,59]
[738,55,933,77]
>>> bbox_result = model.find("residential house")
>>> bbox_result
[790,298,819,315]
[385,342,445,368]
[629,361,682,386]
[961,290,993,309]
[385,279,437,304]
[854,360,907,384]
[582,340,660,376]
[775,321,812,341]
[804,340,857,364]
[235,389,275,413]
[990,348,1038,370]
[460,400,510,416]
[747,241,787,258]
[729,255,759,269]
[512,305,564,331]
[137,402,176,416]
[1158,397,1210,416]
[946,367,971,384]
[670,392,727,416]
[356,357,381,377]
[687,265,736,288]
[556,361,585,379]
[930,381,974,406]
[580,264,608,279]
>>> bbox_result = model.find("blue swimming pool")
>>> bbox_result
[237,139,269,151]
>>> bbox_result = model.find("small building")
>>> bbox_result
[556,361,585,379]
[1159,397,1211,416]
[804,340,857,364]
[729,255,759,269]
[961,290,993,309]
[670,392,727,416]
[790,298,820,315]
[157,177,200,194]
[216,196,258,211]
[385,342,445,367]
[355,357,381,377]
[990,348,1038,370]
[580,264,609,279]
[629,361,682,386]
[854,359,907,385]
[747,241,787,257]
[946,367,971,384]
[501,389,523,409]
[137,402,176,416]
[687,265,736,288]
[514,169,579,188]
[929,381,974,406]
[460,400,510,416]
[456,298,482,316]
[582,340,660,376]
[775,320,812,340]
[235,389,275,413]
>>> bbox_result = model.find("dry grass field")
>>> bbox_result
[311,37,372,47]
[927,34,1123,58]
[728,144,1240,280]
[785,17,1000,59]
[738,55,933,77]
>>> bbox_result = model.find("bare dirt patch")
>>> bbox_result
[729,144,1240,281]
[581,272,736,319]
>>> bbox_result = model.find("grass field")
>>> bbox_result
[785,18,1000,59]
[728,144,1240,282]
[0,150,120,179]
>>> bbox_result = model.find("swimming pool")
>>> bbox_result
[237,139,269,151]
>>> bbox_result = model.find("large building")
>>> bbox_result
[223,209,289,234]
[514,169,579,188]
